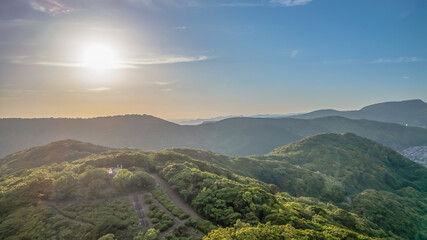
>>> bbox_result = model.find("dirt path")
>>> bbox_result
[152,195,204,239]
[149,193,184,238]
[131,194,149,228]
[48,203,94,226]
[154,174,202,218]
[161,223,183,238]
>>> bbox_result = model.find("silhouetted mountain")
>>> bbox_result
[1,114,427,158]
[294,99,427,128]
[174,113,298,125]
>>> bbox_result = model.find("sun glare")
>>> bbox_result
[82,44,118,69]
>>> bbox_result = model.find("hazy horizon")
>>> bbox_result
[0,98,425,121]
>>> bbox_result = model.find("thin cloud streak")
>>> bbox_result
[323,57,425,65]
[220,3,264,7]
[88,87,111,92]
[369,57,424,64]
[124,56,209,65]
[26,0,201,14]
[153,81,176,86]
[270,0,312,7]
[291,49,299,58]
[29,0,74,15]
[9,55,209,68]
[22,0,313,15]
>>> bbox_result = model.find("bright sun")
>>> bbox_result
[82,44,118,69]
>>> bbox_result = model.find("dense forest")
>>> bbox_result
[0,133,426,239]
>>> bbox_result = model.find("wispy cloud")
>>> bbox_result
[270,0,312,7]
[220,3,264,7]
[29,0,74,15]
[323,57,425,65]
[402,76,410,79]
[25,0,200,16]
[22,0,312,15]
[175,26,187,30]
[290,49,299,58]
[9,55,209,68]
[28,61,84,68]
[369,57,424,64]
[88,87,111,92]
[220,0,311,7]
[124,55,209,65]
[153,81,176,86]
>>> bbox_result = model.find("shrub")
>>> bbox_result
[184,217,216,234]
[152,188,189,220]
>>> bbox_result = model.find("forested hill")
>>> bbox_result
[0,140,113,174]
[1,135,426,239]
[294,99,427,128]
[268,133,427,194]
[2,114,427,158]
[171,133,427,240]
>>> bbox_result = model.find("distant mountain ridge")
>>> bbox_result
[1,114,427,158]
[174,113,298,125]
[294,99,427,128]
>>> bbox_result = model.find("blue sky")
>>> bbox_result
[0,0,426,119]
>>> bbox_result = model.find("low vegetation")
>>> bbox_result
[184,217,216,235]
[204,220,376,240]
[147,203,174,232]
[152,188,189,220]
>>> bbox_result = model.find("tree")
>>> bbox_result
[133,228,158,240]
[113,169,133,189]
[130,170,155,190]
[51,173,77,200]
[98,233,116,240]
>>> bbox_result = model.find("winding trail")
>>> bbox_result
[131,194,149,228]
[149,193,184,238]
[152,174,206,238]
[48,203,94,227]
[153,174,202,218]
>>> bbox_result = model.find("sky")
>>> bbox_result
[0,0,426,120]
